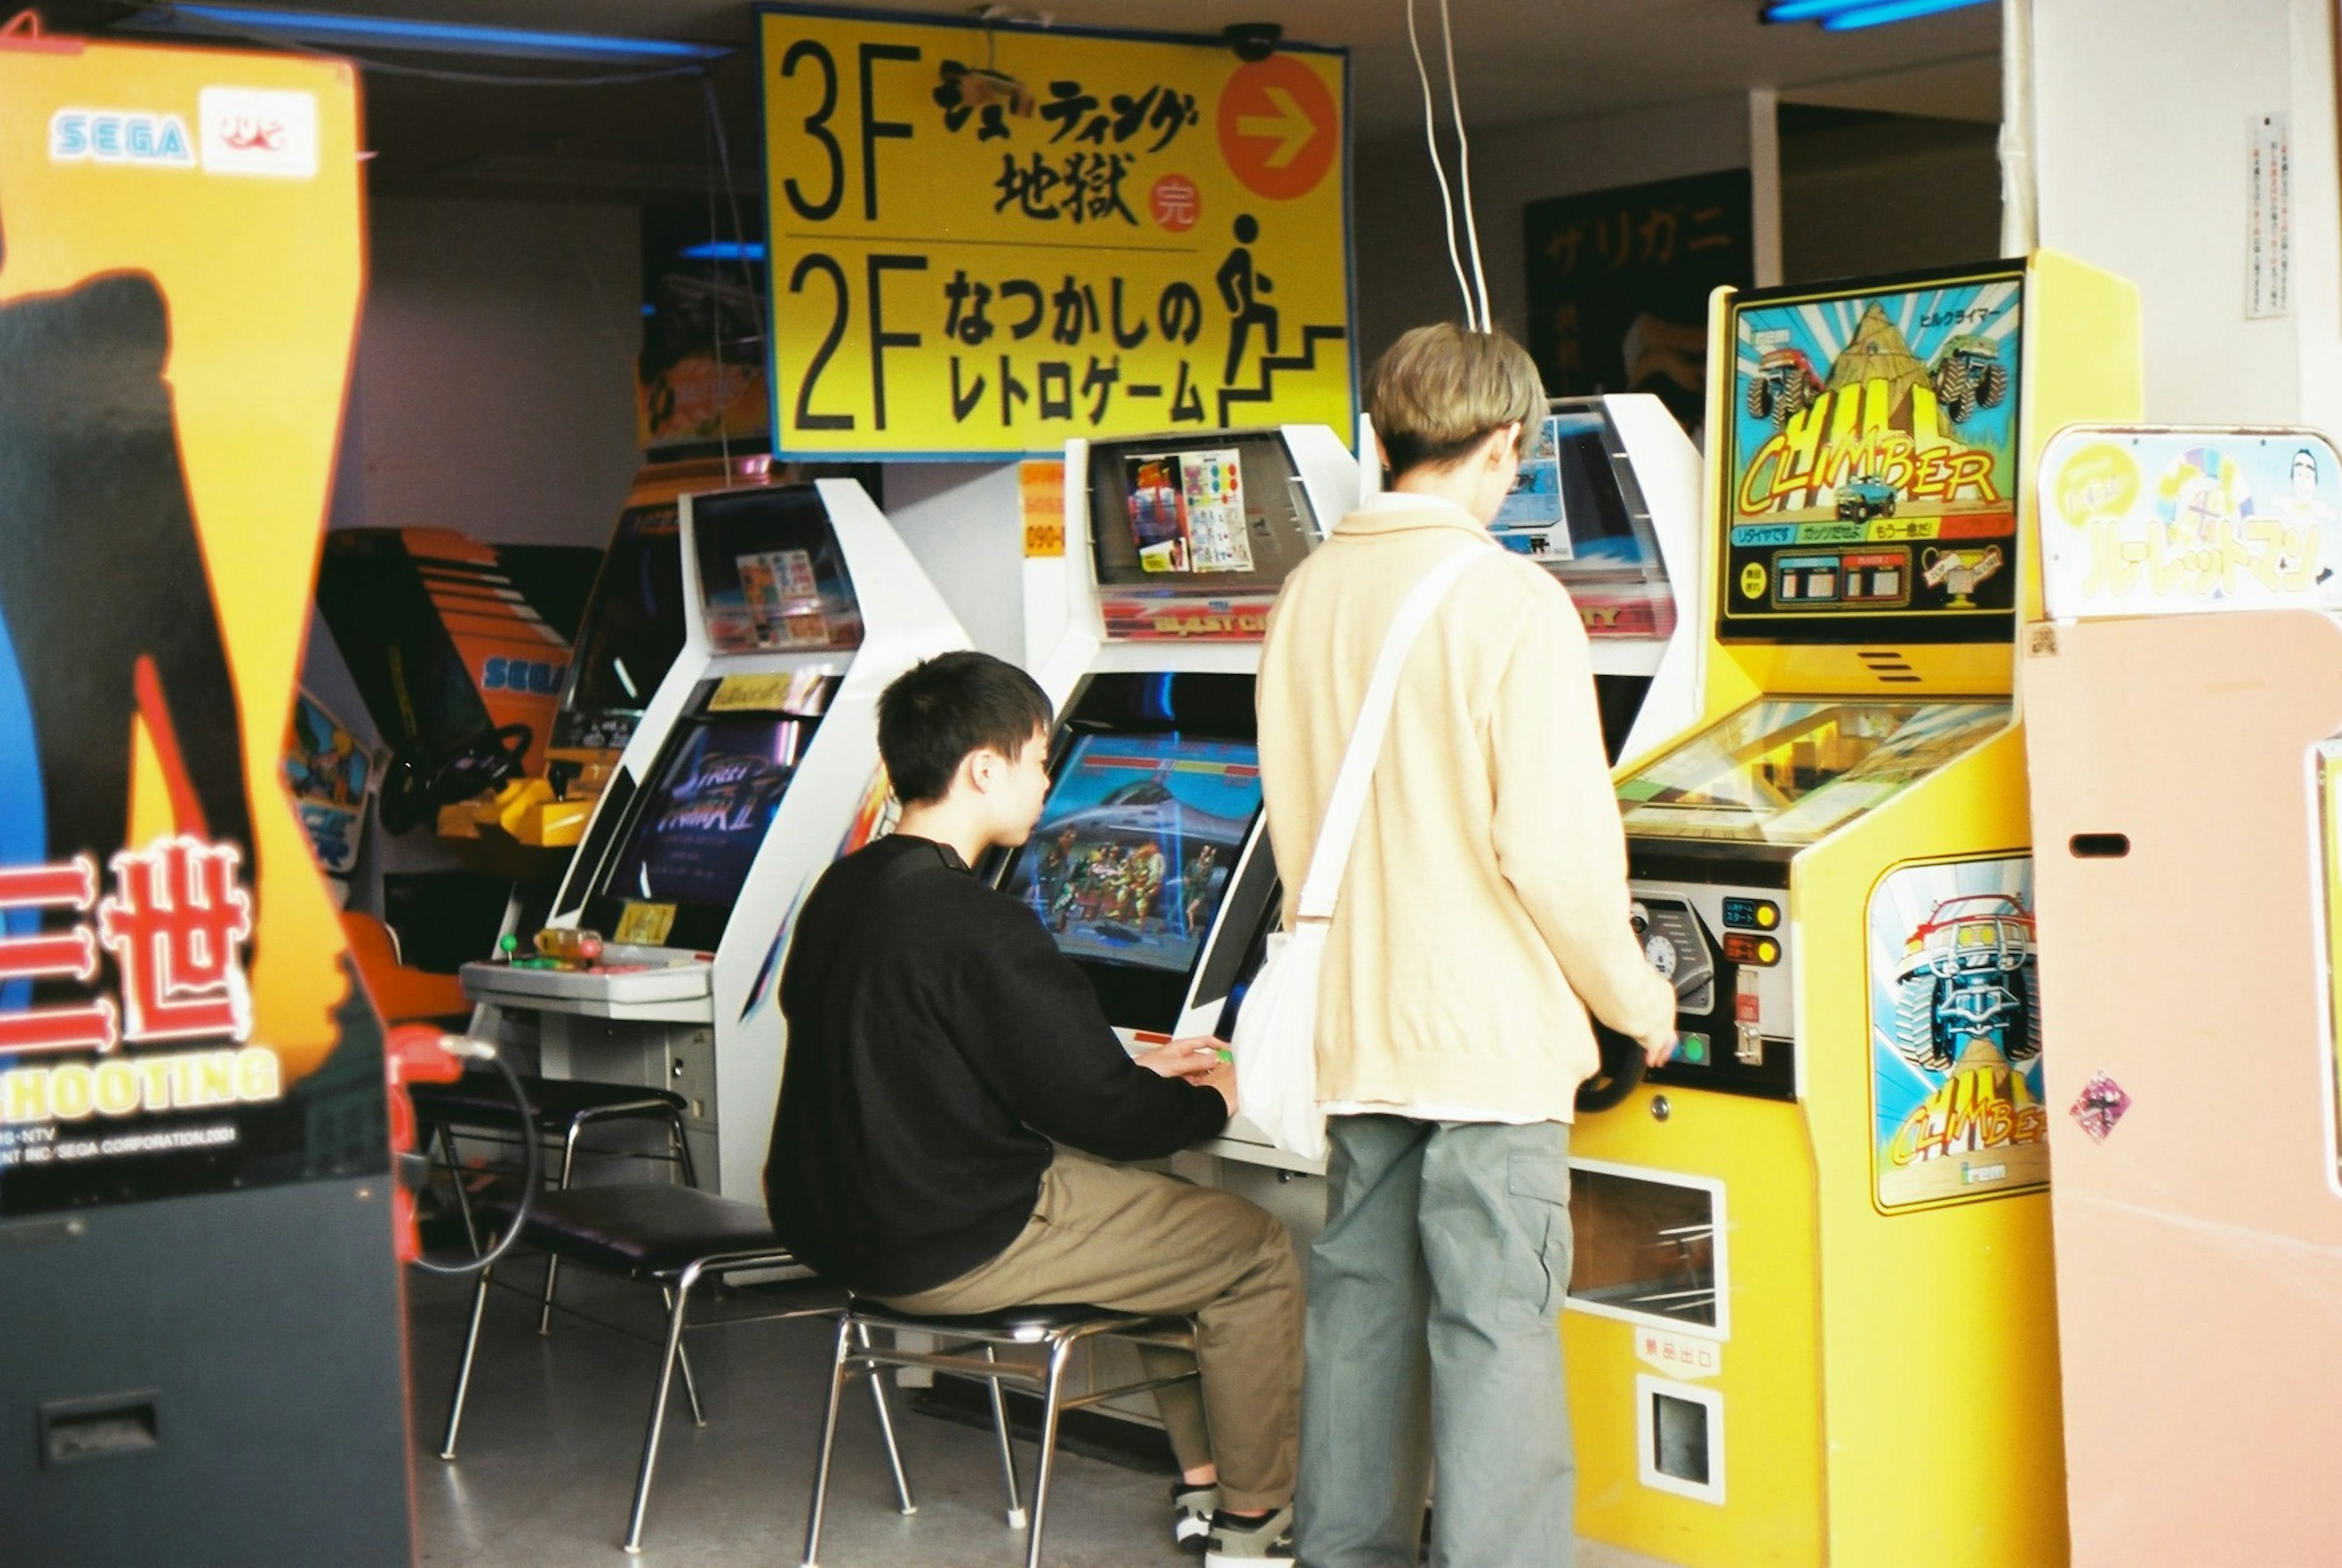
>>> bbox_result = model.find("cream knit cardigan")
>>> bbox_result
[1257,499,1677,1123]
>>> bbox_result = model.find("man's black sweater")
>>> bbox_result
[765,834,1230,1297]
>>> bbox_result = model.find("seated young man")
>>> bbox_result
[765,650,1300,1563]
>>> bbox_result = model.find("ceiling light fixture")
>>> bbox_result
[679,241,767,263]
[120,4,730,65]
[1761,0,1990,29]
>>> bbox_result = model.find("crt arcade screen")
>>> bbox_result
[583,682,833,948]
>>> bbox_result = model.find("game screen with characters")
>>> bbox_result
[1006,734,1262,977]
[1723,267,2024,643]
[1491,404,1677,639]
[1087,435,1319,594]
[597,712,819,924]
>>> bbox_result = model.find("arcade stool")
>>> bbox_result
[800,1298,1201,1568]
[438,1182,908,1554]
[408,1069,698,1331]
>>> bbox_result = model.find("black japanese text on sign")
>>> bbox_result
[757,6,1355,457]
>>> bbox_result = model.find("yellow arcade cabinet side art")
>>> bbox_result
[0,26,410,1566]
[1564,255,2140,1568]
[2019,426,2342,1566]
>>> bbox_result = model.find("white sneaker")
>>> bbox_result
[1203,1504,1294,1564]
[1172,1483,1219,1556]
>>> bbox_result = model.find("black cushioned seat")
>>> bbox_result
[410,1067,684,1131]
[847,1297,1140,1337]
[490,1184,786,1276]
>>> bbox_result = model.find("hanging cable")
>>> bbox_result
[1437,0,1492,332]
[1405,0,1475,328]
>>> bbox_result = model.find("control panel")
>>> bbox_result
[1630,876,1796,1100]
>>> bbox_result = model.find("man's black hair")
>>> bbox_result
[877,650,1054,806]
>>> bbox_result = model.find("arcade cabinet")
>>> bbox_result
[461,481,966,1199]
[1491,395,1705,765]
[983,426,1349,1434]
[312,526,590,843]
[1021,425,1355,1173]
[449,454,797,852]
[2,29,410,1564]
[2021,424,2342,1566]
[1563,256,2140,1568]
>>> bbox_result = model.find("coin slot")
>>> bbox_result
[2069,832,2130,859]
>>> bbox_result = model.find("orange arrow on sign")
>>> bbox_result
[1236,86,1315,170]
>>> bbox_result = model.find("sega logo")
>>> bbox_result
[50,109,196,168]
[482,658,566,695]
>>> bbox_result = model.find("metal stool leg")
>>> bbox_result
[983,1344,1026,1529]
[669,1109,700,1188]
[1022,1339,1075,1568]
[798,1314,857,1568]
[437,1122,482,1254]
[661,1284,707,1427]
[439,1255,495,1459]
[537,1118,590,1336]
[623,1264,699,1553]
[855,1323,916,1516]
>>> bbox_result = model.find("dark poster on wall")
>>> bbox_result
[639,205,772,454]
[1523,168,1753,443]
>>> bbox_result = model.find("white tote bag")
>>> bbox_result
[1233,545,1489,1161]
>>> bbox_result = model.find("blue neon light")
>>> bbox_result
[679,241,768,262]
[1819,0,1991,24]
[168,4,730,62]
[1761,0,1864,20]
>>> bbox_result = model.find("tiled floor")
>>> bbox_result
[405,1266,1679,1568]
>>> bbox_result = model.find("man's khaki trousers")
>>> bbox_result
[879,1153,1302,1512]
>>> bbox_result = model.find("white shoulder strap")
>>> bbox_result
[1292,543,1489,922]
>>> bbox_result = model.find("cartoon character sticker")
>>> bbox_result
[2038,428,2342,618]
[1869,855,2050,1211]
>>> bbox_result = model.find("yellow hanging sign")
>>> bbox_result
[756,5,1355,458]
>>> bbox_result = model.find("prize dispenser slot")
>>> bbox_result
[1567,1166,1723,1330]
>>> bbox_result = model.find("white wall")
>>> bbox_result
[1352,93,1754,362]
[2032,0,2342,428]
[345,197,642,547]
[878,462,1028,660]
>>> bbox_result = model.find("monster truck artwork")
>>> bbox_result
[1892,892,2042,1073]
[1746,346,1824,429]
[1930,334,2010,424]
[1835,474,1897,523]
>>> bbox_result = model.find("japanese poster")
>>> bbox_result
[1723,268,2024,637]
[757,5,1355,457]
[637,204,772,450]
[1522,168,1752,441]
[1868,856,2049,1212]
[1126,446,1250,573]
[2038,427,2342,619]
[0,41,384,1214]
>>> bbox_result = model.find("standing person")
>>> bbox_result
[1256,324,1677,1568]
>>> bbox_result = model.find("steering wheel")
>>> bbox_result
[1575,1022,1650,1113]
[423,724,534,808]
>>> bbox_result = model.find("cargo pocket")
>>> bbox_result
[1503,1156,1574,1324]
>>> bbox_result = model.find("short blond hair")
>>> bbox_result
[1369,323,1546,476]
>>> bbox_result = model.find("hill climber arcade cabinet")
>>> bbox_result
[1563,257,2141,1568]
[1492,395,1706,765]
[2021,426,2342,1566]
[2,29,413,1564]
[462,482,967,1199]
